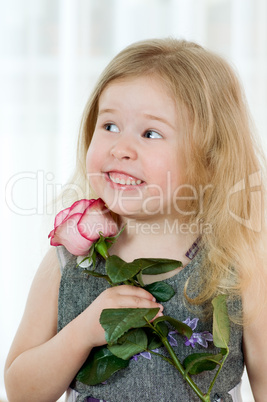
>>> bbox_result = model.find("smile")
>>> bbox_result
[108,172,144,186]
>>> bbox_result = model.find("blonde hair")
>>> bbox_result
[69,38,267,318]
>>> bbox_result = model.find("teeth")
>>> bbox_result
[109,174,142,186]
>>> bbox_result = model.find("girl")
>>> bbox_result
[4,38,267,401]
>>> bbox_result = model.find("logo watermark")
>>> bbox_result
[227,171,262,232]
[5,170,87,216]
[5,170,263,233]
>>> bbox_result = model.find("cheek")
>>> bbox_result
[85,147,92,173]
[166,149,185,186]
[85,140,107,197]
[147,152,183,189]
[85,140,99,173]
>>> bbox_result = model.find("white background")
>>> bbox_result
[1,0,267,400]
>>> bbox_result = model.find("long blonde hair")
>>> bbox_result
[70,38,267,316]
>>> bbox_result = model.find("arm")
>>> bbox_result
[4,247,163,402]
[4,247,91,401]
[242,268,267,401]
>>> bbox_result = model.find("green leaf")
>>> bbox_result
[146,328,164,350]
[76,346,129,385]
[153,315,193,339]
[106,256,142,283]
[136,272,145,287]
[106,257,181,284]
[108,328,148,360]
[153,321,169,338]
[100,308,159,344]
[144,282,175,302]
[183,352,223,376]
[220,347,228,356]
[140,258,182,275]
[212,295,230,349]
[140,325,165,350]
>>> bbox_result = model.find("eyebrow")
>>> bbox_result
[143,113,175,130]
[98,109,175,129]
[98,108,117,116]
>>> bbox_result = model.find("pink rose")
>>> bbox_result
[48,198,118,256]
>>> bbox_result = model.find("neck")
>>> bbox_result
[110,216,199,266]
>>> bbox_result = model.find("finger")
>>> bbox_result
[116,285,157,301]
[116,294,164,311]
[152,310,164,320]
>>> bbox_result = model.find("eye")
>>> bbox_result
[104,123,119,133]
[143,130,163,139]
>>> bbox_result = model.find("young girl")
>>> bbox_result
[4,38,267,402]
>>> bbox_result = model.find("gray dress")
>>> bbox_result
[57,246,244,402]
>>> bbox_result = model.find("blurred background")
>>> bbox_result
[1,0,266,400]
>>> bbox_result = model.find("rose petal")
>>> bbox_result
[49,198,118,256]
[78,199,118,241]
[53,199,93,229]
[51,213,93,255]
[68,199,94,216]
[54,207,71,228]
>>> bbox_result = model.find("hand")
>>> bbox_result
[82,285,164,348]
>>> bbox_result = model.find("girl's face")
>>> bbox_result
[86,75,186,222]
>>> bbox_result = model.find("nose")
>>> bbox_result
[110,135,138,161]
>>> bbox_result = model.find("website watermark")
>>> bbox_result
[126,218,212,235]
[5,170,263,232]
[58,216,212,238]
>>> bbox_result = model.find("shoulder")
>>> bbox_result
[242,255,267,321]
[30,247,61,286]
[40,246,61,271]
[21,247,61,328]
[242,256,267,396]
[23,247,62,329]
[35,246,76,280]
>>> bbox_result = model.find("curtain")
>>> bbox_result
[1,0,266,399]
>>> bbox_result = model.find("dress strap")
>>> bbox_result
[185,236,201,260]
